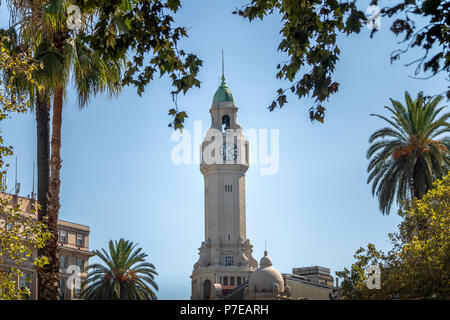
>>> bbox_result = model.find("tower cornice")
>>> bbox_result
[200,164,249,176]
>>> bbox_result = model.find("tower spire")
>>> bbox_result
[212,49,234,103]
[221,49,226,85]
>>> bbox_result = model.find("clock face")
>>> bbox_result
[222,142,237,161]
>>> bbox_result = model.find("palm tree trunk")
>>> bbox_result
[35,29,70,300]
[36,90,50,219]
[412,160,428,200]
[35,89,58,300]
[38,86,64,300]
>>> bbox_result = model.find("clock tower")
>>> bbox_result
[190,55,258,300]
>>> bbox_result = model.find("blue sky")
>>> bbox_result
[1,1,448,299]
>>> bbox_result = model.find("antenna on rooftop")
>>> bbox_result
[31,161,35,200]
[14,157,20,195]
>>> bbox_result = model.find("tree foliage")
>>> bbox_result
[380,0,449,87]
[0,198,51,300]
[337,172,450,299]
[7,0,202,128]
[82,239,158,300]
[4,0,201,299]
[367,91,450,215]
[7,0,127,299]
[234,0,364,123]
[76,0,203,128]
[5,0,203,159]
[234,0,449,122]
[0,36,50,300]
[0,35,41,178]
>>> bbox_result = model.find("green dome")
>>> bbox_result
[213,76,234,103]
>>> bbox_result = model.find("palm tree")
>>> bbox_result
[36,29,122,299]
[2,17,60,297]
[367,91,450,215]
[82,239,158,300]
[6,0,122,299]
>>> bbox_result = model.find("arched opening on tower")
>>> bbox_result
[203,280,211,300]
[222,115,230,132]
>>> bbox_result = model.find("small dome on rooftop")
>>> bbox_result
[213,75,234,104]
[260,250,273,268]
[248,251,284,293]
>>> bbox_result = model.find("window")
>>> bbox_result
[222,115,230,132]
[225,256,234,266]
[60,255,66,268]
[76,234,84,246]
[59,279,66,300]
[60,230,67,243]
[230,277,235,286]
[77,258,84,272]
[202,280,211,300]
[223,276,228,286]
[20,273,31,300]
[1,267,11,274]
[20,273,31,290]
[225,185,232,192]
[75,287,82,296]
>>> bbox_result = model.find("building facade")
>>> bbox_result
[292,266,334,286]
[0,193,93,300]
[216,252,338,300]
[190,65,258,300]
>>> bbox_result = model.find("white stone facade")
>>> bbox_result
[191,91,257,300]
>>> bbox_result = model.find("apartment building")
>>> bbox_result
[0,192,94,300]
